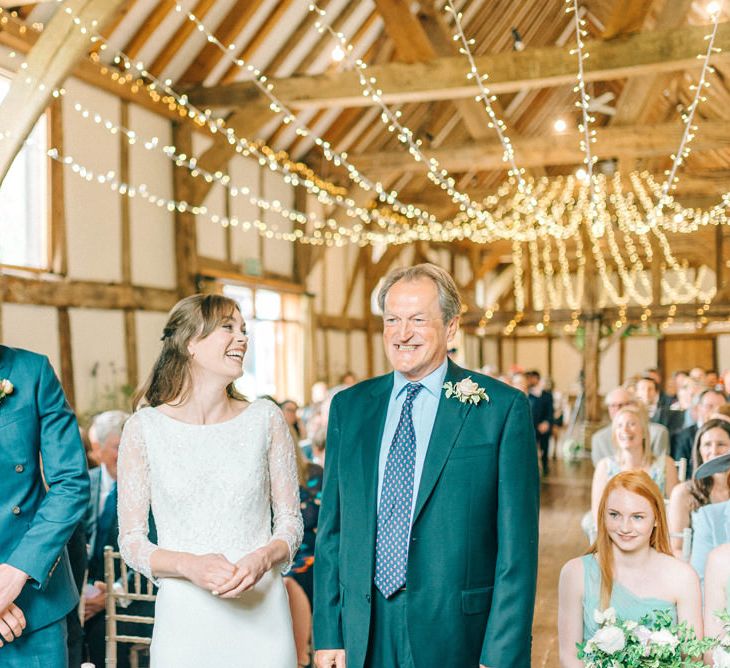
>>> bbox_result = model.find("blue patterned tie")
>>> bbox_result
[374,382,424,598]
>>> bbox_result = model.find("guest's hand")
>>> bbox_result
[83,581,107,621]
[537,421,550,434]
[218,549,270,598]
[0,564,28,615]
[178,553,237,593]
[314,649,346,667]
[0,604,26,645]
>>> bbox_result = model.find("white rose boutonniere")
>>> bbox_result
[443,377,489,405]
[0,378,13,403]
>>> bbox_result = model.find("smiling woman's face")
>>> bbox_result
[187,309,248,382]
[605,487,655,553]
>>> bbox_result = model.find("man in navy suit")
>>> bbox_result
[0,345,90,667]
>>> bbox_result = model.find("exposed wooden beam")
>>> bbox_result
[147,0,217,77]
[122,0,176,59]
[178,0,268,86]
[0,0,128,183]
[0,273,178,310]
[172,122,198,297]
[187,22,730,110]
[217,0,296,85]
[601,0,654,39]
[342,120,730,176]
[0,16,180,120]
[374,0,436,62]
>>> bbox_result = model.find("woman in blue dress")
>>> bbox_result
[559,470,703,667]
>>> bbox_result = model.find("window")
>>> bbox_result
[0,69,49,269]
[223,284,305,403]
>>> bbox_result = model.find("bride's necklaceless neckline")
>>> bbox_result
[150,399,256,427]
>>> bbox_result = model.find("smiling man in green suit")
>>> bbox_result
[313,264,540,668]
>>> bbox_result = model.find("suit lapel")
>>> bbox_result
[0,346,16,382]
[359,375,393,548]
[413,360,473,523]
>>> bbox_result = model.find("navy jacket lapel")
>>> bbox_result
[413,360,473,523]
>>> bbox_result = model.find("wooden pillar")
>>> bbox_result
[172,122,198,297]
[58,307,75,409]
[581,223,603,424]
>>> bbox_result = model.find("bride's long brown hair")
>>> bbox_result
[587,470,672,608]
[133,294,246,410]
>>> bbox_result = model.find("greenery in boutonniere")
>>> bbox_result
[443,377,489,405]
[0,378,14,403]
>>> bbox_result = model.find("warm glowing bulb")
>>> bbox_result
[575,167,589,183]
[331,45,345,62]
[707,1,721,15]
[553,118,567,132]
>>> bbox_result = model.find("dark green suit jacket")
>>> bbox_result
[313,360,539,668]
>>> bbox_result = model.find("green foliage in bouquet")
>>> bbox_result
[577,608,714,668]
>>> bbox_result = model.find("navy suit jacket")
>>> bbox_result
[0,345,90,633]
[313,360,540,668]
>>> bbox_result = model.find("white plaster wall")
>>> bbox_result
[197,182,227,260]
[372,332,387,377]
[326,329,348,384]
[128,106,176,288]
[454,255,471,286]
[624,336,658,380]
[262,169,294,277]
[481,337,499,371]
[462,333,481,371]
[347,266,364,318]
[228,156,261,267]
[315,329,327,381]
[551,339,583,395]
[68,308,126,414]
[717,334,730,374]
[599,339,621,395]
[135,311,168,385]
[1,304,60,372]
[516,338,549,375]
[63,79,122,282]
[308,259,324,314]
[349,330,368,380]
[501,338,517,371]
[323,245,347,315]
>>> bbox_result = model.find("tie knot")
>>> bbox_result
[404,382,423,404]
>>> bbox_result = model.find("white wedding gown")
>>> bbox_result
[117,399,303,667]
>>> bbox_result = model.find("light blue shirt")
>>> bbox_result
[376,359,448,523]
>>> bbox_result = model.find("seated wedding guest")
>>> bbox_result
[644,367,673,408]
[672,389,727,474]
[311,427,326,468]
[704,542,730,648]
[559,471,703,668]
[636,376,684,433]
[690,452,730,581]
[667,419,730,558]
[339,371,357,387]
[591,387,668,465]
[714,404,730,421]
[284,444,323,668]
[707,370,720,390]
[279,399,304,443]
[591,405,678,527]
[83,410,154,668]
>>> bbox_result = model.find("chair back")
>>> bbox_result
[103,546,156,667]
[675,458,688,483]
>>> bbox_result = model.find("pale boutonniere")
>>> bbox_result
[443,377,489,405]
[0,378,14,404]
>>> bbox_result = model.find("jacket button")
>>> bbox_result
[365,594,371,603]
[12,505,21,515]
[15,464,24,473]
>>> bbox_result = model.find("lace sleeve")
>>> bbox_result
[267,404,303,573]
[117,413,159,583]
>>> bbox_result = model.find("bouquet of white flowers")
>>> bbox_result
[578,608,713,668]
[713,611,730,668]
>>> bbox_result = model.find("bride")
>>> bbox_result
[117,294,303,667]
